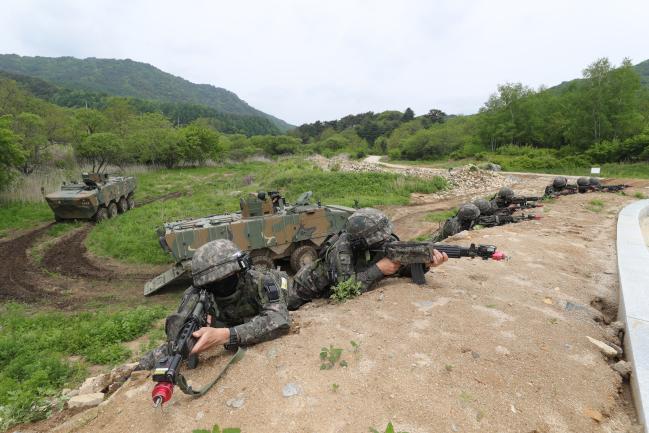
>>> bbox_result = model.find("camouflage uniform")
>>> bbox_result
[138,240,290,370]
[288,208,395,310]
[489,187,514,212]
[430,204,480,242]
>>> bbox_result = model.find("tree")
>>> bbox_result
[75,132,123,172]
[13,112,48,174]
[182,123,221,163]
[423,109,446,125]
[0,117,25,190]
[401,107,414,122]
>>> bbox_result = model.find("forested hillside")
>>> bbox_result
[0,54,292,131]
[293,57,649,171]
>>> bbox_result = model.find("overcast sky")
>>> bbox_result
[1,0,648,125]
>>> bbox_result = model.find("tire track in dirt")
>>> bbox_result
[0,224,58,303]
[41,226,155,281]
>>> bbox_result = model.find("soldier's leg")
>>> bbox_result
[288,261,331,311]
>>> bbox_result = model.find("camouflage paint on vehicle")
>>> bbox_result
[45,173,137,221]
[144,191,355,296]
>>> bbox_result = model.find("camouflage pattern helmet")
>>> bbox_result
[589,177,601,187]
[192,239,249,287]
[552,177,568,189]
[346,208,394,247]
[577,177,590,187]
[458,203,480,222]
[497,187,515,201]
[472,198,492,215]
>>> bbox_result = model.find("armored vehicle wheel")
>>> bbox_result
[95,206,108,222]
[107,202,118,218]
[117,197,128,213]
[250,251,274,270]
[127,194,135,210]
[290,245,318,272]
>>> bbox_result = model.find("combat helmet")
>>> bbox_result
[192,239,250,288]
[589,177,601,187]
[346,208,394,248]
[458,203,480,223]
[577,177,590,187]
[472,198,492,215]
[552,177,568,189]
[497,187,515,201]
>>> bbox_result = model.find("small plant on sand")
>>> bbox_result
[193,425,241,433]
[331,383,340,393]
[320,345,344,370]
[635,191,647,199]
[330,277,362,302]
[369,422,409,433]
[587,198,604,212]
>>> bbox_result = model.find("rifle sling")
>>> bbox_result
[176,347,246,397]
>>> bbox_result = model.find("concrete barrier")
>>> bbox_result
[617,199,649,430]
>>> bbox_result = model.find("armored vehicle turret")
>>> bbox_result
[144,191,355,295]
[45,173,137,222]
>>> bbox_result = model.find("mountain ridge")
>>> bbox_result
[0,54,293,131]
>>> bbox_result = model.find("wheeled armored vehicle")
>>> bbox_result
[45,173,136,222]
[144,191,355,295]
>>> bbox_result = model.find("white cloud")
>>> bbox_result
[1,0,648,124]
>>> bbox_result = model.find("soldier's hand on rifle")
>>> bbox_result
[430,249,448,267]
[191,327,230,354]
[376,257,401,275]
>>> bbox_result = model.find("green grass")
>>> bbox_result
[0,303,167,430]
[424,209,457,222]
[0,202,52,237]
[587,199,605,212]
[635,192,647,199]
[87,159,447,265]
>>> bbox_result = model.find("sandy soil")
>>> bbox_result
[32,184,645,433]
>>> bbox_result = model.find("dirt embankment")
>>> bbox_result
[44,188,645,433]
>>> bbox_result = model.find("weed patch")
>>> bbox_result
[0,303,167,430]
[635,191,647,199]
[330,278,362,302]
[424,209,456,223]
[369,422,409,433]
[587,199,605,212]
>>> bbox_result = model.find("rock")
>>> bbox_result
[267,348,278,359]
[125,384,149,399]
[584,407,603,422]
[78,373,110,395]
[451,424,460,432]
[67,393,104,408]
[495,346,510,355]
[586,336,619,358]
[612,360,632,379]
[471,351,480,359]
[129,370,151,381]
[282,383,301,397]
[195,411,205,420]
[109,362,138,384]
[378,293,384,302]
[226,396,245,408]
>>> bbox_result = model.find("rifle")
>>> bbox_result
[598,184,630,193]
[381,241,506,285]
[151,288,244,407]
[477,213,540,227]
[544,185,578,198]
[510,195,542,205]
